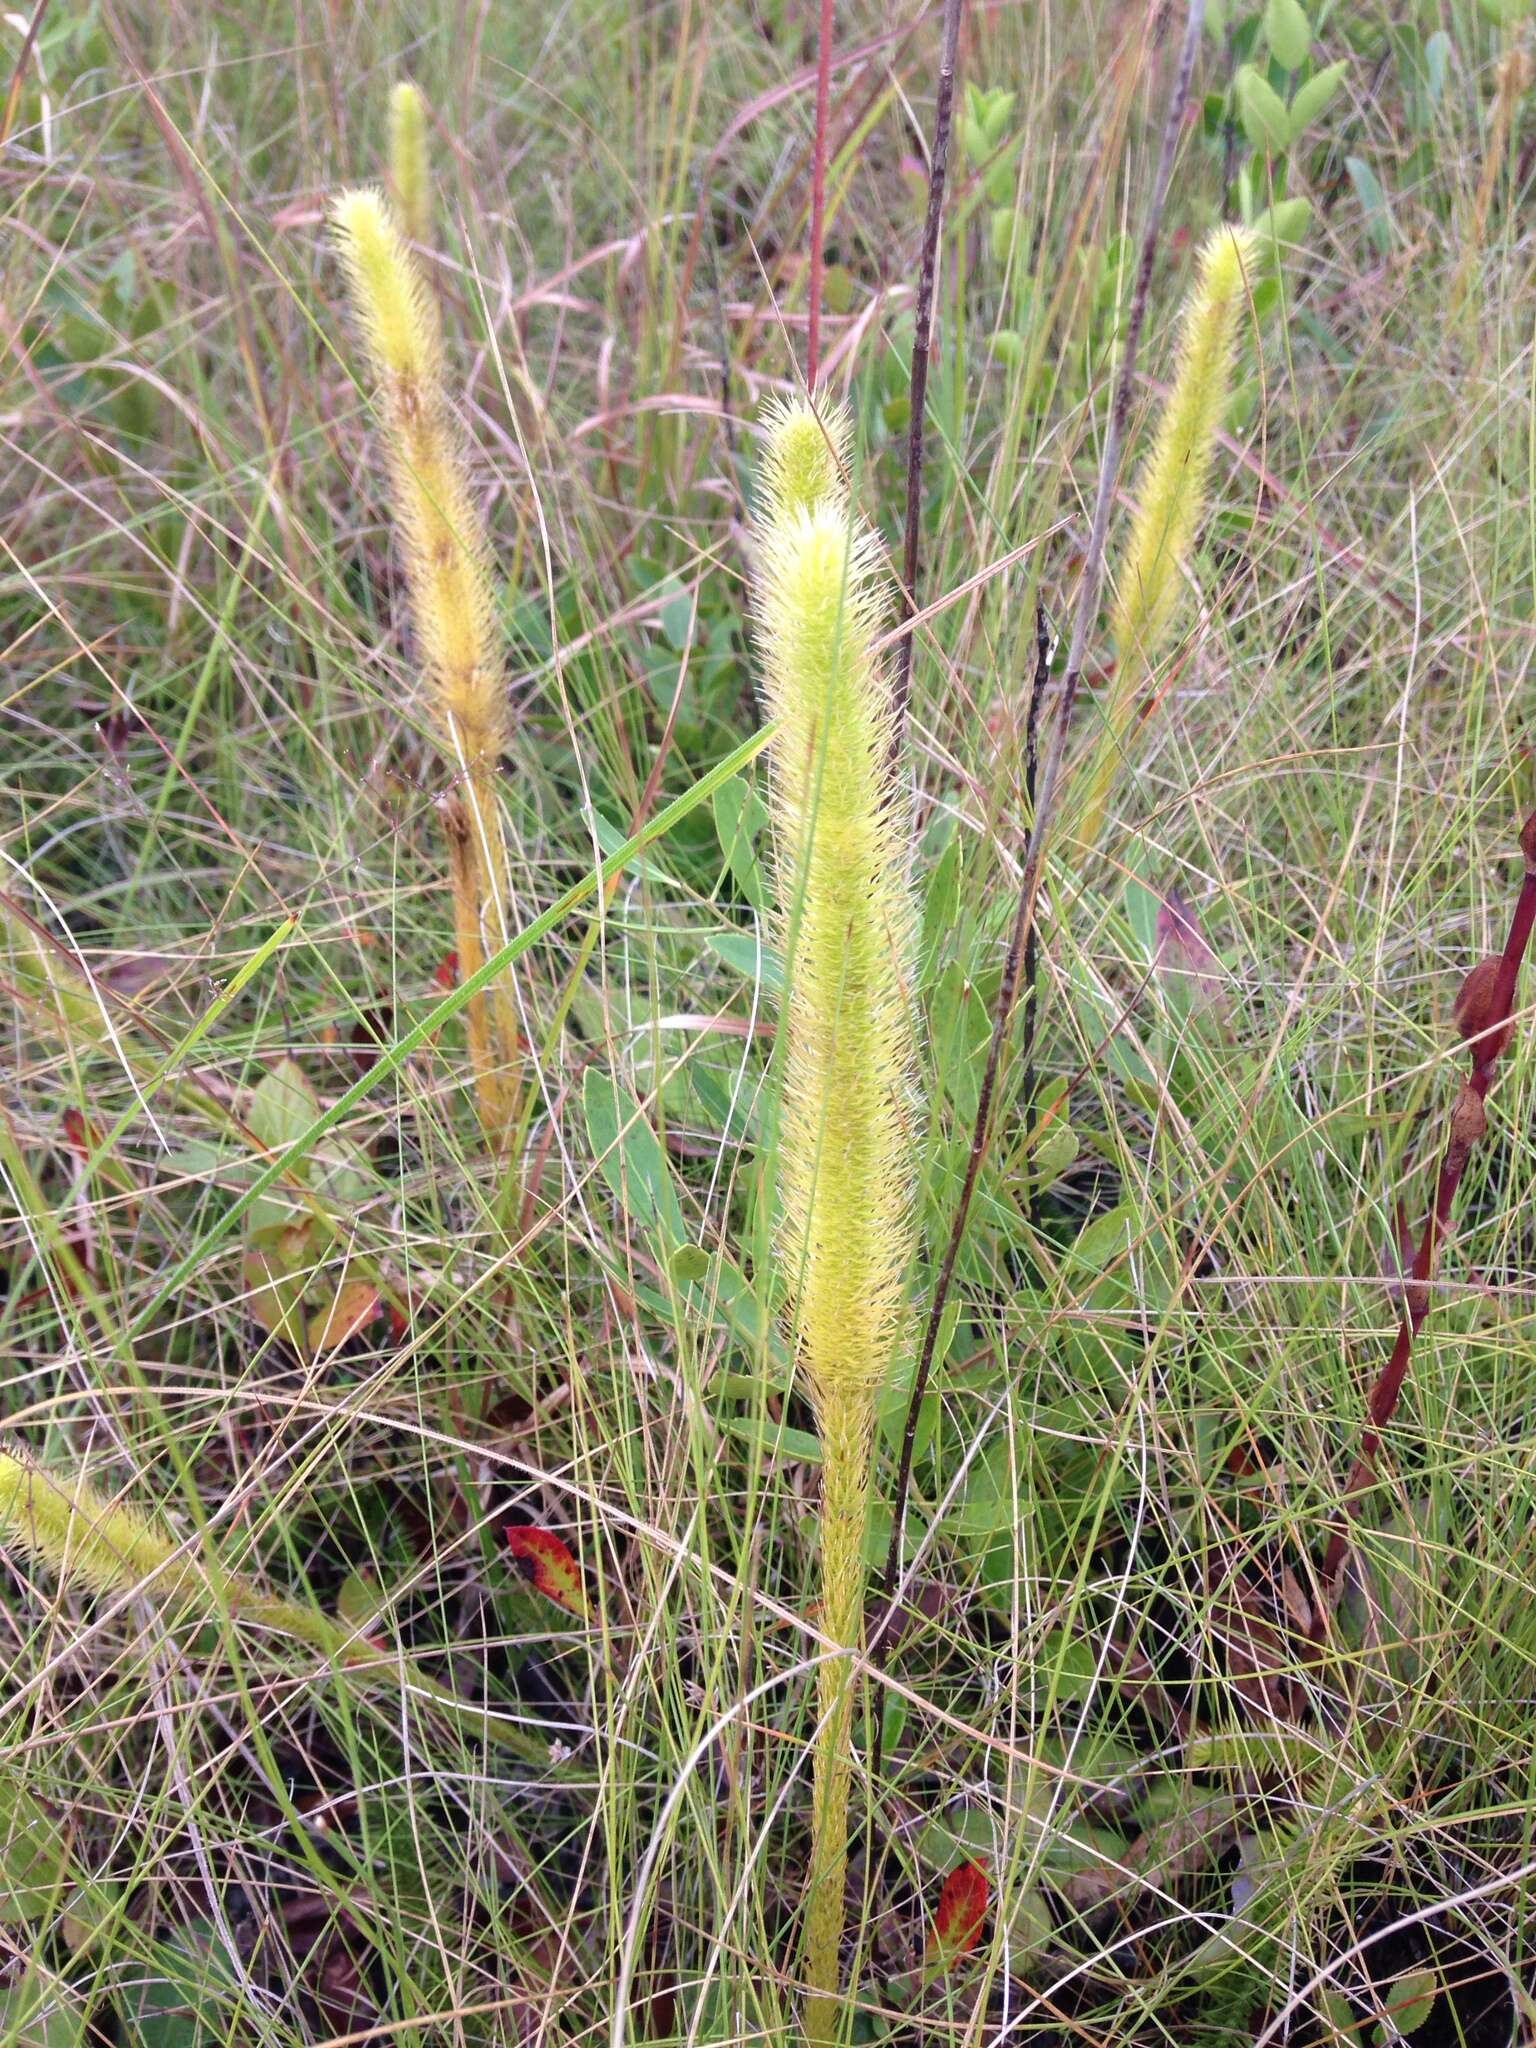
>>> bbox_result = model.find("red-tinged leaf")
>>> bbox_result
[505,1526,589,1619]
[244,1249,309,1357]
[926,1861,989,1972]
[308,1280,381,1356]
[388,1303,410,1343]
[61,1107,97,1157]
[102,952,175,997]
[433,950,459,992]
[1154,886,1227,1023]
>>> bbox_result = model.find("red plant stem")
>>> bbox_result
[1320,824,1536,1593]
[888,0,965,771]
[806,0,834,388]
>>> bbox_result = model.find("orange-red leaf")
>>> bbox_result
[926,1861,988,1971]
[433,950,459,991]
[308,1279,381,1356]
[62,1107,98,1157]
[505,1526,589,1619]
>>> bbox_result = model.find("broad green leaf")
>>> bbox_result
[1424,31,1450,106]
[1057,1201,1179,1386]
[1287,59,1348,136]
[722,1416,823,1465]
[0,1974,82,2048]
[931,960,992,1121]
[668,1243,711,1287]
[245,1058,318,1160]
[712,775,769,912]
[915,1805,997,1871]
[1236,65,1291,152]
[1263,0,1312,69]
[705,928,783,994]
[121,1923,240,2048]
[582,1070,686,1243]
[920,834,962,983]
[0,1781,69,1924]
[1373,1971,1438,2045]
[1249,195,1313,251]
[1346,155,1390,254]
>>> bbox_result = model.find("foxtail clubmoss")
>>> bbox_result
[330,185,523,1146]
[758,390,851,522]
[1080,222,1255,843]
[0,1446,556,1763]
[754,399,917,2042]
[388,81,432,245]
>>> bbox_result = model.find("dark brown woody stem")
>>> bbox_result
[868,0,1207,1796]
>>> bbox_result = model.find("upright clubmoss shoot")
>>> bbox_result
[1081,222,1255,841]
[330,184,523,1144]
[758,390,851,522]
[0,1445,554,1762]
[388,81,432,245]
[753,399,917,2041]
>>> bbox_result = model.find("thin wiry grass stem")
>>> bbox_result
[1018,599,1053,1234]
[868,0,1206,1787]
[888,0,964,774]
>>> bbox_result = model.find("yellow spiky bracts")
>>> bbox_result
[388,81,432,245]
[0,1445,555,1760]
[753,394,917,2041]
[1081,223,1255,842]
[330,184,522,1143]
[757,391,851,520]
[0,1447,333,1649]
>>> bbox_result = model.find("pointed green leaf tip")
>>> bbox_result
[757,391,853,522]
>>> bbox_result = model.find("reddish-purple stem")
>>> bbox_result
[807,0,834,388]
[1320,818,1536,1593]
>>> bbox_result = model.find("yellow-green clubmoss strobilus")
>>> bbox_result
[752,392,919,2043]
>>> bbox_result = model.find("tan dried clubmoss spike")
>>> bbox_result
[330,185,523,1145]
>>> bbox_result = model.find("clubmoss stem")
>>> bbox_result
[753,397,916,2039]
[330,185,523,1148]
[0,1446,556,1765]
[1079,220,1254,844]
[388,81,432,246]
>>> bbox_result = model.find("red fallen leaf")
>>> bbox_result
[387,1303,410,1342]
[308,1279,382,1356]
[433,950,459,992]
[926,1861,988,1972]
[505,1526,589,1620]
[101,952,175,998]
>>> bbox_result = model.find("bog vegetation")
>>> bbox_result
[2,2,1535,2045]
